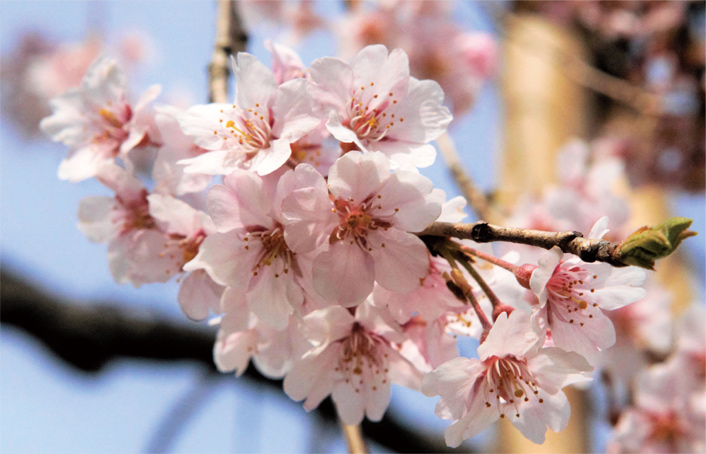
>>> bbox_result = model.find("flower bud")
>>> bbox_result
[618,217,697,269]
[514,263,537,289]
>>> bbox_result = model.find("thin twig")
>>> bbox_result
[436,133,495,222]
[447,269,493,333]
[460,245,518,273]
[459,261,503,311]
[421,221,625,267]
[341,423,367,454]
[144,371,219,453]
[208,0,248,103]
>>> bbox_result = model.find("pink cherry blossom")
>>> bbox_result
[77,164,160,286]
[40,57,161,182]
[281,151,442,306]
[422,310,592,447]
[529,244,647,364]
[309,45,452,168]
[183,168,324,330]
[283,302,424,425]
[143,193,222,320]
[399,315,459,370]
[266,41,308,84]
[177,53,321,176]
[372,256,463,323]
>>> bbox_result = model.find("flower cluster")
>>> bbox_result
[42,44,655,447]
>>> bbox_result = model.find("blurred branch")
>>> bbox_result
[436,133,498,223]
[0,269,458,454]
[498,11,661,115]
[144,370,219,453]
[208,0,248,103]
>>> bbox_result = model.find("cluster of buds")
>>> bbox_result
[41,44,665,447]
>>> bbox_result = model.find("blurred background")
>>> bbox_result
[1,1,703,453]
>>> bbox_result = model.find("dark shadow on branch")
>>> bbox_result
[0,268,459,453]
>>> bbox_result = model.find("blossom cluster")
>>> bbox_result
[41,44,656,447]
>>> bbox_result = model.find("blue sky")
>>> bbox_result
[0,1,702,453]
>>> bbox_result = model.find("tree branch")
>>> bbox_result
[422,221,625,266]
[208,0,248,103]
[0,268,458,453]
[436,133,497,223]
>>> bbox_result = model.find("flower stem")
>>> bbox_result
[449,269,493,333]
[458,260,503,310]
[340,422,367,454]
[460,245,518,274]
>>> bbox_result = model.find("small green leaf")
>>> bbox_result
[618,217,697,269]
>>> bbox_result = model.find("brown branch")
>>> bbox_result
[436,133,497,222]
[208,0,248,103]
[422,221,625,267]
[0,268,459,453]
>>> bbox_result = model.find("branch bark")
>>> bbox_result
[0,268,458,453]
[422,221,626,267]
[208,0,248,103]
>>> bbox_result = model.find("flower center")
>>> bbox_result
[116,189,155,233]
[179,231,206,265]
[480,355,543,419]
[334,324,389,393]
[346,83,403,142]
[93,104,131,150]
[547,264,599,310]
[330,198,392,249]
[648,410,685,445]
[216,104,272,155]
[243,227,294,278]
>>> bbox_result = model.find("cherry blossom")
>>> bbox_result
[40,57,161,182]
[281,150,442,305]
[144,193,221,320]
[77,164,158,286]
[422,310,592,447]
[183,168,325,330]
[266,41,308,84]
[177,53,321,176]
[309,45,452,168]
[151,105,213,196]
[283,302,424,425]
[529,241,647,364]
